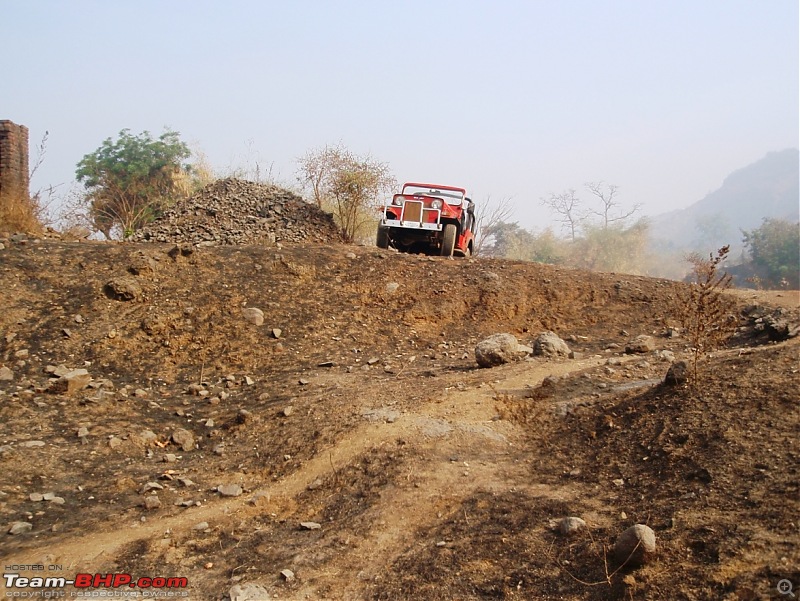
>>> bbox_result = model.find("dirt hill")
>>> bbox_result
[0,234,797,601]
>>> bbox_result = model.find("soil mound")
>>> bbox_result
[133,178,340,246]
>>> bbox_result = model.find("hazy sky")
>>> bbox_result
[5,0,798,231]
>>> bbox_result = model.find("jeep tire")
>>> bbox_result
[441,224,457,257]
[376,227,389,249]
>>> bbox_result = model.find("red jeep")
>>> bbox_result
[377,182,476,256]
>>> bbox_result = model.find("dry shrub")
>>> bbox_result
[0,185,43,235]
[676,245,738,385]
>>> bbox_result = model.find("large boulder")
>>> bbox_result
[532,331,571,357]
[475,333,532,368]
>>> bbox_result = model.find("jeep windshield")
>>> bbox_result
[401,184,465,206]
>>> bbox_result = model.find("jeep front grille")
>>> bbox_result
[401,200,423,223]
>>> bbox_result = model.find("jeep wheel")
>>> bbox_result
[376,228,389,249]
[441,224,456,257]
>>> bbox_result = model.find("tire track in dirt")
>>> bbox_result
[0,356,607,597]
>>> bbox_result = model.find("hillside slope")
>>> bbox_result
[0,238,798,601]
[650,148,799,255]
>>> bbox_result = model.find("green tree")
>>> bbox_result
[480,221,534,259]
[481,221,566,264]
[570,218,650,273]
[76,129,192,239]
[742,218,800,288]
[297,144,394,243]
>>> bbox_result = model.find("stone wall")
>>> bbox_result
[0,120,30,203]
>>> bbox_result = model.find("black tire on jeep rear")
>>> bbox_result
[441,224,456,257]
[376,228,389,249]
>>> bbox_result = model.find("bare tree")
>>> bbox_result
[541,189,582,241]
[585,181,640,229]
[296,143,347,208]
[296,144,395,242]
[474,195,514,255]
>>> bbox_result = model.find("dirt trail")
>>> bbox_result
[1,240,797,600]
[1,356,602,590]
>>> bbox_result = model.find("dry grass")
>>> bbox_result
[0,186,44,235]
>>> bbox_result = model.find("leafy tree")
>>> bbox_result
[76,129,192,239]
[297,144,394,243]
[480,221,535,259]
[742,218,800,288]
[482,221,566,264]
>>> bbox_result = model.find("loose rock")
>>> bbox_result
[475,333,531,368]
[558,516,587,536]
[8,521,33,535]
[664,361,689,386]
[142,496,162,510]
[105,277,143,301]
[625,335,655,354]
[228,584,271,601]
[533,331,571,357]
[139,482,164,494]
[242,307,264,326]
[614,524,657,567]
[171,429,195,452]
[217,484,243,497]
[48,369,92,395]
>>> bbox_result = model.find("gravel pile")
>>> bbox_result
[133,178,341,246]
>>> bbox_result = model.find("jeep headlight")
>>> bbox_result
[392,196,403,206]
[430,199,443,210]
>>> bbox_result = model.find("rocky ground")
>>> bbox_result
[0,226,798,600]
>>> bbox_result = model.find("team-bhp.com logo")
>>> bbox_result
[4,573,188,596]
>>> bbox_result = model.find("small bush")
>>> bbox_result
[676,245,738,385]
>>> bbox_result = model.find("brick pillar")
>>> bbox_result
[0,120,30,205]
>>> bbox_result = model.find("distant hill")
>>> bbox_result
[649,148,799,256]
